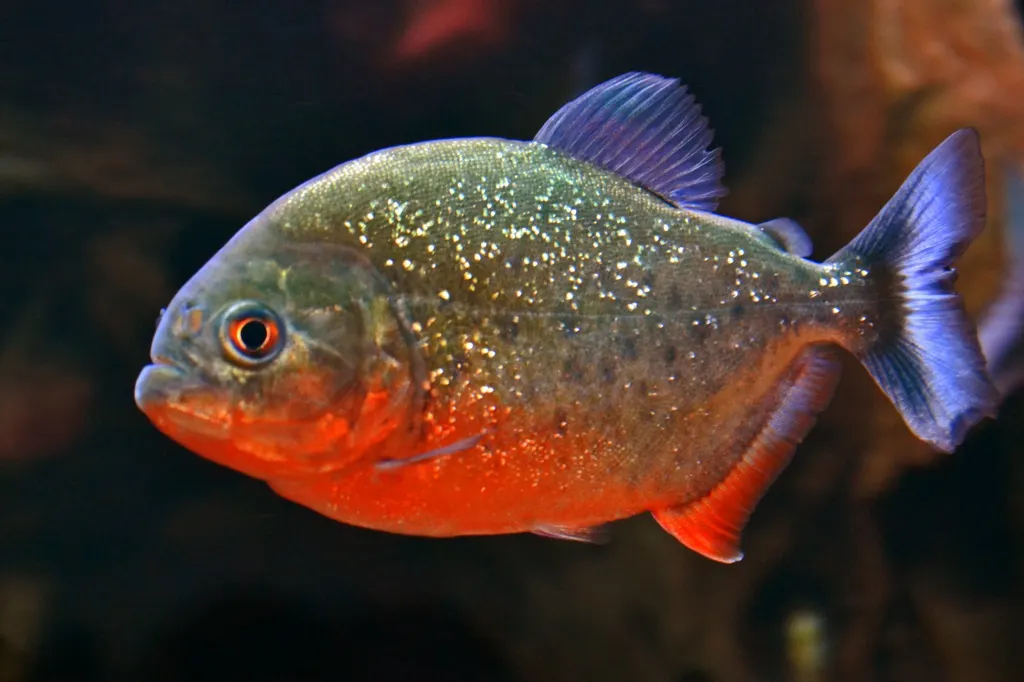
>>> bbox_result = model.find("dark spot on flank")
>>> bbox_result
[638,380,649,396]
[731,304,745,320]
[497,315,519,342]
[562,357,587,382]
[504,254,524,272]
[618,335,638,361]
[558,319,580,338]
[554,304,582,338]
[641,270,656,289]
[600,361,616,384]
[448,349,468,382]
[667,285,683,311]
[688,316,710,342]
[664,345,677,364]
[554,408,568,434]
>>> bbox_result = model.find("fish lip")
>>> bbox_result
[134,362,186,411]
[150,353,183,370]
[135,355,231,436]
[135,347,200,414]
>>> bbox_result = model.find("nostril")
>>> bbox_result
[169,301,205,339]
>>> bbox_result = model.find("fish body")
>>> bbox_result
[219,140,855,538]
[135,73,997,562]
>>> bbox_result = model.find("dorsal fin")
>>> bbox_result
[758,218,814,258]
[533,72,727,212]
[651,347,841,563]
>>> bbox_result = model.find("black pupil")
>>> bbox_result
[238,318,268,352]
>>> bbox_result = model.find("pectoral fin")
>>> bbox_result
[375,431,487,471]
[532,524,609,544]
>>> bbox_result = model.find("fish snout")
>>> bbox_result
[134,359,187,414]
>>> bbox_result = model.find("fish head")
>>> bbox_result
[134,220,419,480]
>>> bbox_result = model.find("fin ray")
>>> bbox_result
[375,431,487,471]
[532,525,609,544]
[533,72,726,211]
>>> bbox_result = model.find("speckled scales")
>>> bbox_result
[269,138,860,507]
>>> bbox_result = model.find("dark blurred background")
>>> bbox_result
[3,0,1024,680]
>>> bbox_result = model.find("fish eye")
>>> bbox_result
[219,301,285,367]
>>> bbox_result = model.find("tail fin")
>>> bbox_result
[827,128,998,452]
[978,161,1024,396]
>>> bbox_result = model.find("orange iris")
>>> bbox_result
[228,316,280,358]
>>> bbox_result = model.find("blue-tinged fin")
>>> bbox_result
[978,161,1024,396]
[827,128,999,452]
[652,346,842,563]
[533,72,727,212]
[758,218,814,257]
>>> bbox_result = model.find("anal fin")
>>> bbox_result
[652,346,842,563]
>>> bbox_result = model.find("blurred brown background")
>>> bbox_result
[2,0,1024,680]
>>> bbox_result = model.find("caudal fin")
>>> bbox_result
[827,128,999,452]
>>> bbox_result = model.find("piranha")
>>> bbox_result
[135,72,998,563]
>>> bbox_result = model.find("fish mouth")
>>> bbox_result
[135,356,234,440]
[134,356,188,413]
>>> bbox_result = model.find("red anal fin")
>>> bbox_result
[652,346,842,563]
